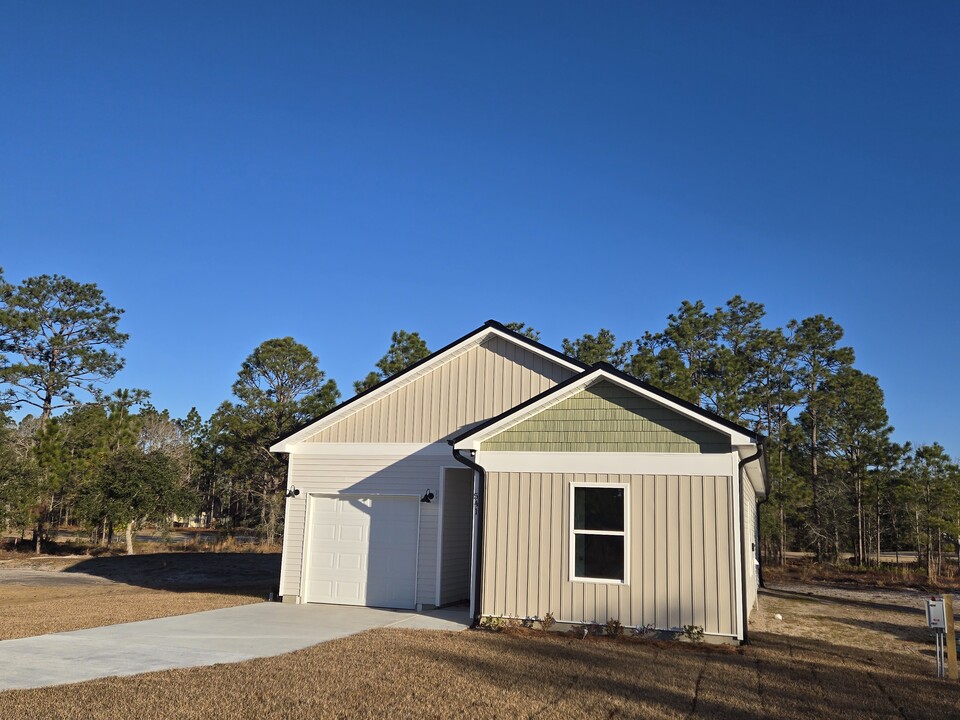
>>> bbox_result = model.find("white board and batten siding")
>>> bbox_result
[281,451,445,607]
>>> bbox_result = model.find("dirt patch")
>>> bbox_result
[753,581,937,657]
[1,578,957,718]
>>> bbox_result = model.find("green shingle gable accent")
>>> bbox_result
[481,380,731,453]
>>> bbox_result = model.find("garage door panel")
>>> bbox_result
[335,581,363,601]
[338,525,365,542]
[305,494,419,609]
[337,553,363,570]
[313,496,339,512]
[312,551,335,570]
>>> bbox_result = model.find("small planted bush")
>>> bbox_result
[538,612,556,631]
[604,618,624,638]
[631,623,656,637]
[681,624,705,643]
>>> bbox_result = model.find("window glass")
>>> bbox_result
[574,535,624,581]
[574,487,624,531]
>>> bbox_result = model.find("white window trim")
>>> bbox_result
[569,482,630,585]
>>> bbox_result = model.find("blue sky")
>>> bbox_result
[1,2,958,455]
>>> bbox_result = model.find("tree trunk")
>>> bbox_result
[125,521,136,555]
[937,531,943,577]
[915,510,922,564]
[40,391,53,426]
[855,473,864,566]
[779,505,786,566]
[833,514,842,561]
[34,489,50,555]
[777,441,786,566]
[876,502,881,566]
[894,517,900,565]
[811,414,822,562]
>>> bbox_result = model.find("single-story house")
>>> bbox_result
[271,321,767,643]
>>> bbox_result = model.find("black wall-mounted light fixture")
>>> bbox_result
[285,487,301,498]
[420,489,435,503]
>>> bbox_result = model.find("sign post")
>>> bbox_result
[945,594,958,681]
[926,595,958,680]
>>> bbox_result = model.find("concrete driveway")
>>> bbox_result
[0,602,469,691]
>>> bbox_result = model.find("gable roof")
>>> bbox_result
[451,362,759,449]
[451,362,766,494]
[270,320,587,452]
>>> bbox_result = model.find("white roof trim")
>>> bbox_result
[270,325,583,452]
[737,445,767,497]
[476,450,736,475]
[286,442,450,456]
[452,367,757,451]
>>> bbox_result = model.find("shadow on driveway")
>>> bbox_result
[60,552,282,593]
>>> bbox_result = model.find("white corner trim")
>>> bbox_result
[475,451,736,475]
[434,465,448,607]
[285,442,453,457]
[731,452,746,642]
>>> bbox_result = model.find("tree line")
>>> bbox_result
[1,269,957,573]
[0,269,433,552]
[551,300,959,575]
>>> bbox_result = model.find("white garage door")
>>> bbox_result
[304,494,419,609]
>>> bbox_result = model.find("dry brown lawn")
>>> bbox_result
[1,572,959,719]
[0,584,261,640]
[0,551,279,639]
[767,558,960,593]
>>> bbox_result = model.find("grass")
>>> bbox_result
[0,548,280,640]
[0,584,262,640]
[766,557,960,592]
[1,564,958,718]
[0,622,956,719]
